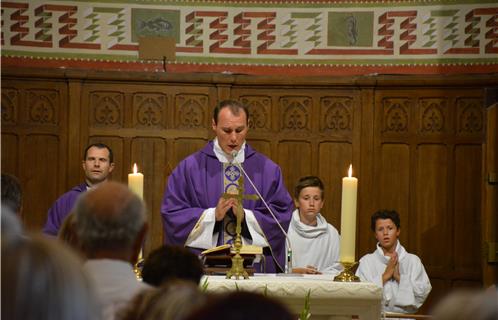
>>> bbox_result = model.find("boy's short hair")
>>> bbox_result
[294,176,324,199]
[371,210,401,231]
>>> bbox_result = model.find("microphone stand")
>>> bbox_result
[231,151,296,275]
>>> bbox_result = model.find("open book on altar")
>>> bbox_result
[201,244,263,256]
[200,244,263,272]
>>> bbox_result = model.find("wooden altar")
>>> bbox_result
[202,274,382,320]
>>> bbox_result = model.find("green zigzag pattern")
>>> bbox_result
[282,16,297,48]
[34,9,52,42]
[84,9,100,42]
[186,16,203,47]
[284,12,321,49]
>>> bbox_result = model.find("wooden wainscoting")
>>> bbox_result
[2,68,497,312]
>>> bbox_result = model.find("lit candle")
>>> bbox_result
[128,163,144,200]
[339,164,358,263]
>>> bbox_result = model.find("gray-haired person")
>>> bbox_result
[74,181,150,320]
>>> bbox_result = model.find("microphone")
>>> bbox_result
[231,150,295,275]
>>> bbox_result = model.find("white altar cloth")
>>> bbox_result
[202,274,382,320]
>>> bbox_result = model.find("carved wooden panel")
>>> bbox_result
[419,98,448,135]
[26,89,59,126]
[415,144,449,269]
[280,96,312,133]
[23,135,60,229]
[175,94,209,129]
[89,91,124,128]
[382,97,411,135]
[457,98,484,136]
[277,141,312,195]
[173,138,208,167]
[1,88,19,125]
[454,145,481,275]
[240,95,272,131]
[378,143,410,247]
[318,141,353,228]
[246,139,272,159]
[320,96,354,137]
[132,93,167,129]
[1,133,19,175]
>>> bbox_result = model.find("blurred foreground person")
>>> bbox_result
[185,291,294,320]
[74,181,150,320]
[1,235,101,320]
[432,288,497,320]
[120,280,206,320]
[141,245,204,286]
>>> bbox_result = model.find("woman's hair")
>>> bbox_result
[294,176,324,199]
[1,234,101,320]
[120,280,206,320]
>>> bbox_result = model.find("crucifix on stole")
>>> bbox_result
[222,172,259,279]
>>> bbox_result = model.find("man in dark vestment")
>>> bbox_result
[43,143,114,236]
[161,100,293,273]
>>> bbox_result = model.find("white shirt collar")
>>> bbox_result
[213,138,245,164]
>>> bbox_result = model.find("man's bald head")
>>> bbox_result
[74,182,146,254]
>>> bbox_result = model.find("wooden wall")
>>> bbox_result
[2,68,497,312]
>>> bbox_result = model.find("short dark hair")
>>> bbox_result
[186,291,294,320]
[1,174,22,214]
[83,143,113,163]
[141,245,203,286]
[212,100,249,125]
[294,176,324,199]
[371,209,401,232]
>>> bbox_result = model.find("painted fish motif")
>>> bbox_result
[139,17,173,33]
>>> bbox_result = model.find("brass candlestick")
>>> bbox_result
[226,222,249,279]
[333,261,360,282]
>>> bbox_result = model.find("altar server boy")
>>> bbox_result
[356,210,431,313]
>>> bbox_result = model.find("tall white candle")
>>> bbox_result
[128,163,144,200]
[339,164,358,263]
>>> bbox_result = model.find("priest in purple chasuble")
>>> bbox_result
[161,100,293,273]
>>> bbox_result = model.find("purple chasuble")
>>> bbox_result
[43,183,87,236]
[161,141,293,273]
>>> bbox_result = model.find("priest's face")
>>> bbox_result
[82,146,115,186]
[212,107,248,155]
[295,186,324,225]
[374,218,400,252]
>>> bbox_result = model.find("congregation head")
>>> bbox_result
[1,234,101,320]
[74,181,146,256]
[141,245,204,286]
[185,291,294,320]
[121,280,206,320]
[370,209,400,232]
[1,173,22,215]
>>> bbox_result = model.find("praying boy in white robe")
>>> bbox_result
[287,176,341,275]
[356,210,431,314]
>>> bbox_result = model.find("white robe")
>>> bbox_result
[356,241,432,314]
[287,209,341,275]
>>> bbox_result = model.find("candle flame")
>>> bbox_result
[133,163,138,174]
[348,164,353,178]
